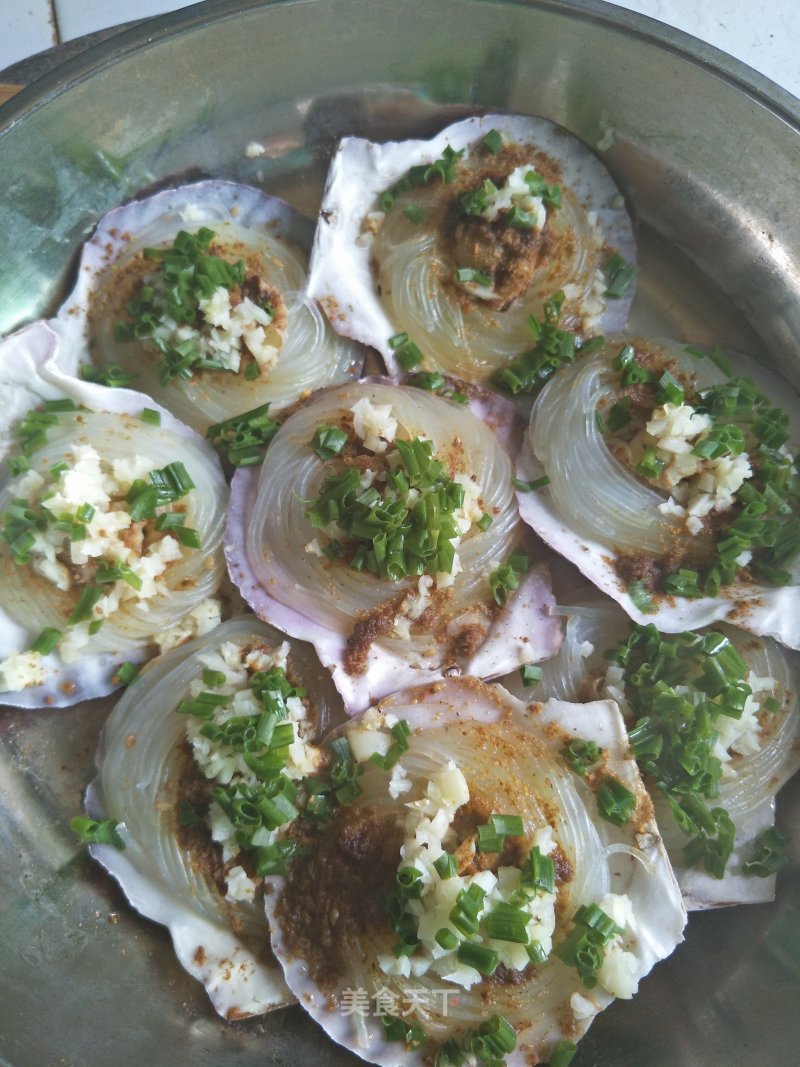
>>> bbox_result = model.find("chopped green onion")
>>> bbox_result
[521,845,555,894]
[389,332,424,371]
[68,585,103,625]
[742,826,789,877]
[506,205,537,230]
[481,128,503,153]
[492,292,582,396]
[116,661,140,686]
[456,267,492,288]
[71,816,124,849]
[655,370,684,406]
[602,251,637,298]
[489,551,529,606]
[207,402,279,467]
[519,664,543,686]
[527,940,548,964]
[7,455,30,476]
[30,627,62,655]
[562,738,601,775]
[435,1038,464,1067]
[512,475,550,491]
[433,852,458,879]
[477,813,524,853]
[311,423,348,460]
[380,1014,427,1049]
[605,398,632,433]
[408,371,446,392]
[548,1040,579,1067]
[140,408,161,425]
[403,203,427,224]
[202,667,226,688]
[79,363,136,388]
[683,807,735,879]
[476,512,493,531]
[614,344,654,385]
[485,902,530,943]
[628,579,657,614]
[597,776,637,827]
[635,446,666,480]
[664,568,702,599]
[435,927,459,950]
[456,941,499,975]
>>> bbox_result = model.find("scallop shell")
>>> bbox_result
[262,676,685,1066]
[224,379,562,712]
[0,321,227,707]
[516,341,800,648]
[84,617,343,1019]
[308,113,635,384]
[499,600,800,909]
[54,180,363,433]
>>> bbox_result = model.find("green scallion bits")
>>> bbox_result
[741,826,789,877]
[207,402,279,467]
[602,251,637,298]
[71,816,125,849]
[30,627,62,655]
[519,664,543,686]
[597,776,637,827]
[562,738,601,775]
[311,423,348,460]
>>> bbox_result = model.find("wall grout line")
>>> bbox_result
[49,0,62,46]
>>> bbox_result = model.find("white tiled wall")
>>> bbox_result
[52,0,196,48]
[1,0,57,69]
[1,0,798,101]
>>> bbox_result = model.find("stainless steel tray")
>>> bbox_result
[1,2,798,1064]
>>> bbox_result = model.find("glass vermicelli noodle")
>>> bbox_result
[57,181,360,434]
[245,382,518,638]
[262,678,685,1064]
[500,600,800,898]
[374,178,607,382]
[0,409,226,653]
[86,618,341,1018]
[531,353,698,556]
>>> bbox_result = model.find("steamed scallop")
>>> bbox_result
[54,180,362,434]
[0,322,227,707]
[261,676,685,1066]
[84,617,343,1019]
[515,338,800,648]
[225,379,561,712]
[500,600,800,909]
[308,114,635,386]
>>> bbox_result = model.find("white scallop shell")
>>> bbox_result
[262,676,685,1066]
[0,321,227,708]
[54,180,363,432]
[308,113,635,382]
[499,600,800,909]
[224,379,562,713]
[516,342,800,649]
[84,617,342,1019]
